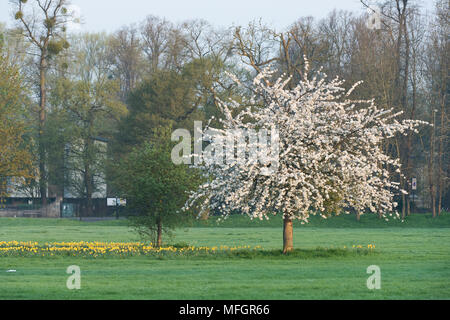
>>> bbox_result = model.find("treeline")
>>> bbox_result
[0,0,448,217]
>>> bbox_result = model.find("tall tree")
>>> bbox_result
[425,0,449,216]
[140,15,172,73]
[114,68,206,155]
[109,25,144,100]
[12,0,72,205]
[50,33,127,216]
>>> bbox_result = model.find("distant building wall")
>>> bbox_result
[6,137,108,200]
[0,197,61,218]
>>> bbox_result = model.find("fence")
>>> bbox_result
[0,197,125,218]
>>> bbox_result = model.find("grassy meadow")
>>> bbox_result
[0,213,449,300]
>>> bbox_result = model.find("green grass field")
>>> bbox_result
[0,213,449,300]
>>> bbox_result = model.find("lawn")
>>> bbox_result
[0,213,449,299]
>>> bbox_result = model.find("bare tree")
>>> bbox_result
[233,19,278,75]
[317,10,354,79]
[424,0,449,216]
[109,25,144,100]
[140,15,171,73]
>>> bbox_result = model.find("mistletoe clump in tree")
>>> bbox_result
[184,61,427,253]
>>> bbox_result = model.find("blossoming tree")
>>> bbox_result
[184,61,426,253]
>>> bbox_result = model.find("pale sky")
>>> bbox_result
[0,0,434,32]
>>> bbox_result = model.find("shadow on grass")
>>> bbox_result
[147,246,378,260]
[218,247,376,260]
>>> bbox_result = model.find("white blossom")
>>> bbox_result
[184,64,427,222]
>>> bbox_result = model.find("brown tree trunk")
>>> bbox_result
[84,162,93,217]
[429,109,437,218]
[407,36,418,217]
[85,193,93,217]
[0,179,6,209]
[156,218,162,247]
[438,93,445,216]
[199,207,210,220]
[402,0,410,217]
[283,217,293,254]
[83,123,95,217]
[39,53,48,207]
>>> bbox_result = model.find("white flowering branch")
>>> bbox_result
[184,63,427,223]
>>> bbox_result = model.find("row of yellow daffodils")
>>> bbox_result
[0,241,263,257]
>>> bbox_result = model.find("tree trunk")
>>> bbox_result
[401,193,406,219]
[39,53,48,207]
[438,92,445,216]
[85,193,93,217]
[402,0,410,217]
[0,179,6,209]
[84,163,93,217]
[156,219,162,247]
[429,109,437,218]
[283,217,293,254]
[199,207,210,220]
[83,124,95,217]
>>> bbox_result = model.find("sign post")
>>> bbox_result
[107,198,126,219]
